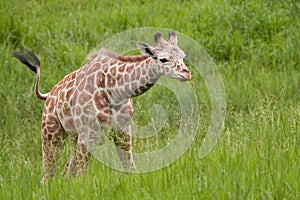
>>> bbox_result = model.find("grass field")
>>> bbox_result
[0,0,299,199]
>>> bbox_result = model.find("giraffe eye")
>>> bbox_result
[159,58,169,63]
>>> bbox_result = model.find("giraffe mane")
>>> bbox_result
[88,48,149,63]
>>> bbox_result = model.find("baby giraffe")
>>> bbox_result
[13,32,191,185]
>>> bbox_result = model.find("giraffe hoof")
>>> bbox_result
[40,177,48,187]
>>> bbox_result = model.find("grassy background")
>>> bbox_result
[0,0,299,199]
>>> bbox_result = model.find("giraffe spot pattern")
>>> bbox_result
[94,90,109,110]
[106,73,116,88]
[96,72,105,88]
[85,74,96,94]
[78,91,92,106]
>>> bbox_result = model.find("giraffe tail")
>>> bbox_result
[13,50,49,100]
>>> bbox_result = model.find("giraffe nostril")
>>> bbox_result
[182,69,190,73]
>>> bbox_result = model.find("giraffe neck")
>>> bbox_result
[106,57,162,101]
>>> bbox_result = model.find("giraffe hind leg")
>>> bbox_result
[76,134,91,177]
[40,116,64,185]
[62,134,78,177]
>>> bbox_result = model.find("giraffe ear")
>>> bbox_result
[168,31,177,45]
[137,42,157,59]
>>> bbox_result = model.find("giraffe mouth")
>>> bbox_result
[177,74,188,82]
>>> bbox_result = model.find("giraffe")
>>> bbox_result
[13,32,191,185]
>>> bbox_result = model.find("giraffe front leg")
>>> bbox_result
[114,126,136,171]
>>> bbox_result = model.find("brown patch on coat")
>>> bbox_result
[94,91,109,110]
[96,72,106,88]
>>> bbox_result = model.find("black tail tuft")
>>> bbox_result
[13,50,41,74]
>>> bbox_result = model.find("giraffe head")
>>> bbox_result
[137,32,191,82]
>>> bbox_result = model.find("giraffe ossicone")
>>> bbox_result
[13,32,191,185]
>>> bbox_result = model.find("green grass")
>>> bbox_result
[0,0,299,199]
